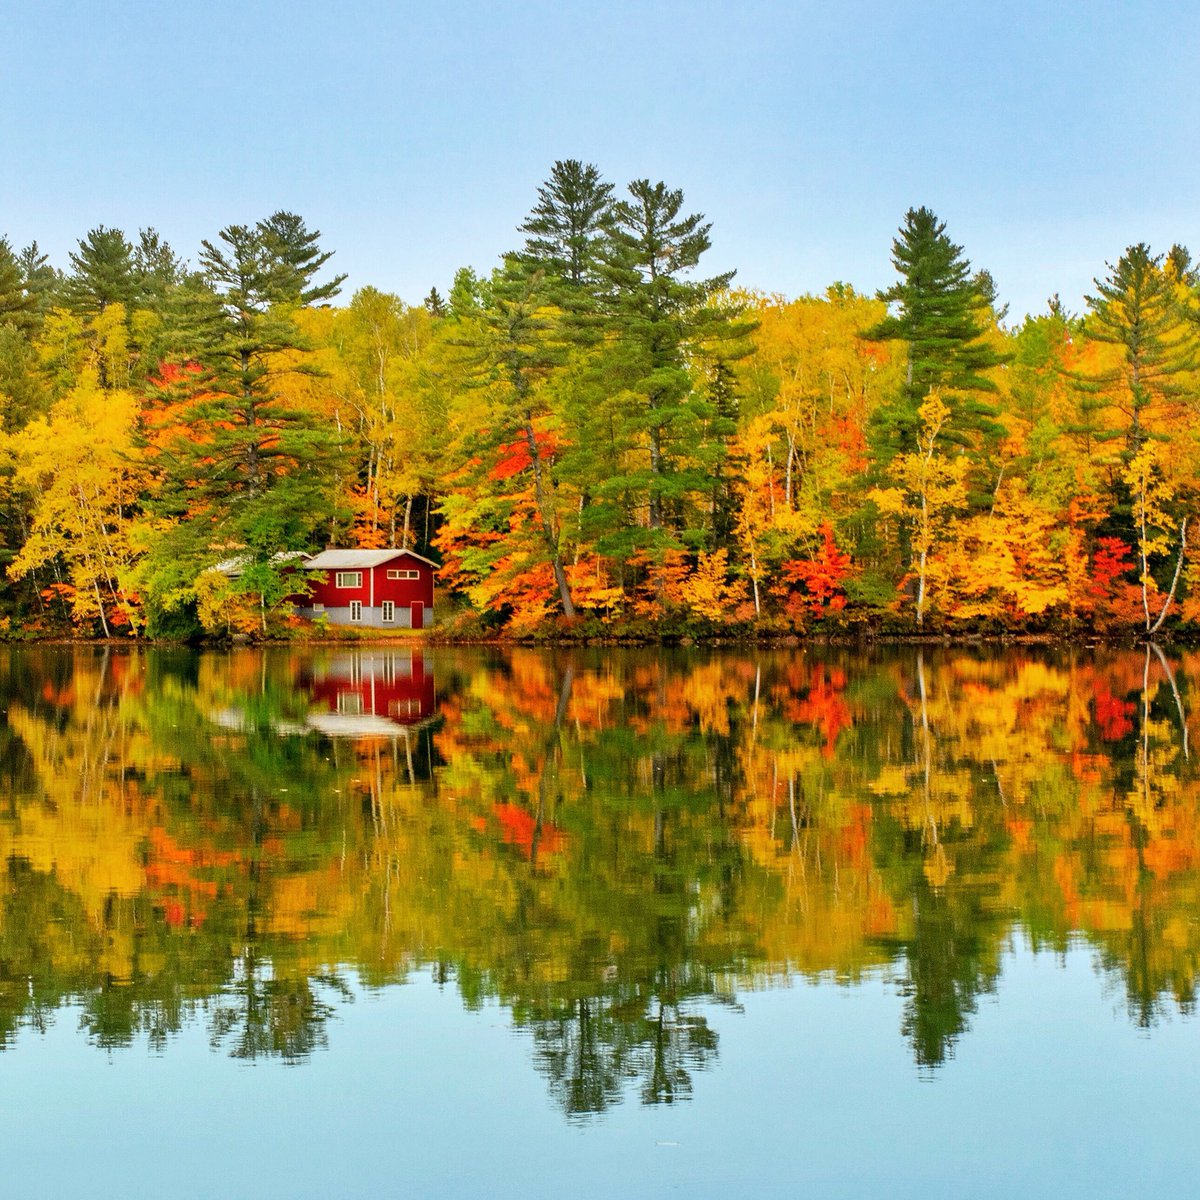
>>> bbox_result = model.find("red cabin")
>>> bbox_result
[299,549,435,629]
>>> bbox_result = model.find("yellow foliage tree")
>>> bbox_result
[1124,441,1189,634]
[869,393,968,627]
[6,373,145,634]
[681,550,749,621]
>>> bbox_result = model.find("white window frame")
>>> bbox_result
[386,569,421,580]
[335,571,363,589]
[349,600,362,622]
[381,600,395,623]
[337,692,364,715]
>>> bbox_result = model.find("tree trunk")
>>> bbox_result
[1140,501,1153,633]
[648,423,663,530]
[916,546,927,628]
[1149,517,1188,634]
[523,415,576,617]
[92,576,111,638]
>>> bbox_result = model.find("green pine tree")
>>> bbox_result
[1081,242,1197,456]
[448,267,486,320]
[133,228,186,308]
[17,241,62,318]
[0,237,37,332]
[65,226,138,316]
[256,211,347,306]
[590,179,750,553]
[518,159,614,289]
[423,286,447,317]
[864,207,1007,461]
[450,256,579,615]
[140,221,343,629]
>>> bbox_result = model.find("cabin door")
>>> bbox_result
[410,602,423,630]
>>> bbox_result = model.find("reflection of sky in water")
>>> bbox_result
[3,946,1198,1200]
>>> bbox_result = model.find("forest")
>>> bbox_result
[1,159,1198,641]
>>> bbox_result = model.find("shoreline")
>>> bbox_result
[0,629,1172,651]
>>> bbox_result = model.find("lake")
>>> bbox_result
[1,643,1199,1197]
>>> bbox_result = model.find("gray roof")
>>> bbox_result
[303,548,436,570]
[211,550,310,578]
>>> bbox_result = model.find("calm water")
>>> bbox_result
[2,643,1199,1196]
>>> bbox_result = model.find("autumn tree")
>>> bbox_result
[1124,441,1193,633]
[6,374,144,633]
[327,286,441,550]
[735,287,899,614]
[870,394,968,626]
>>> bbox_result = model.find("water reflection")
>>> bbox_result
[1,644,1199,1108]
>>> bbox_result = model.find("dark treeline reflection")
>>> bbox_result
[1,644,1199,1109]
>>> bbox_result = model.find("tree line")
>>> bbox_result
[1,161,1198,638]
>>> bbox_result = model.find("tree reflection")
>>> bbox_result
[1,644,1200,1110]
[531,994,719,1116]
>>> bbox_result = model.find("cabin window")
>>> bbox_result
[349,601,362,622]
[386,569,421,580]
[337,692,364,715]
[335,571,363,588]
[381,601,395,623]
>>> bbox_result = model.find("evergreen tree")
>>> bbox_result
[423,286,447,317]
[592,179,750,549]
[256,211,346,305]
[65,225,138,315]
[448,267,486,320]
[1082,242,1196,455]
[705,359,741,552]
[483,257,577,614]
[0,237,37,332]
[864,207,1006,459]
[972,268,1009,323]
[1166,243,1198,287]
[140,221,342,626]
[518,159,614,289]
[133,227,185,308]
[17,241,62,319]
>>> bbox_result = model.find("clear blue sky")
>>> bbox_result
[2,0,1198,320]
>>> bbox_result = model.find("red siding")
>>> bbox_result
[306,653,436,726]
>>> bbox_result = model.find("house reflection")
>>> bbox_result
[299,651,437,737]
